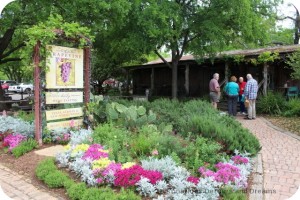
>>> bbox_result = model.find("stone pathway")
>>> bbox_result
[237,116,300,200]
[0,145,65,200]
[0,164,59,200]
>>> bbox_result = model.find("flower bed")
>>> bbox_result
[56,130,252,199]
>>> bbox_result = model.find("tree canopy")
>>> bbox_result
[0,0,286,98]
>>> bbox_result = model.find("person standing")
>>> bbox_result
[224,76,239,116]
[244,74,258,120]
[209,73,220,109]
[238,77,247,115]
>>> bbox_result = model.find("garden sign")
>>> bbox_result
[45,45,84,129]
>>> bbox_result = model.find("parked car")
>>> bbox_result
[8,83,34,93]
[0,80,18,92]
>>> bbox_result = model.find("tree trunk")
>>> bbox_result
[171,61,178,99]
[263,63,268,96]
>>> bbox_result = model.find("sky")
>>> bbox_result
[278,0,300,28]
[0,0,299,28]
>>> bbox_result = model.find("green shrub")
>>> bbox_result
[44,171,68,188]
[117,188,141,200]
[92,123,129,145]
[64,179,75,190]
[184,136,223,171]
[93,123,132,162]
[130,125,161,157]
[82,187,116,200]
[257,91,286,115]
[155,133,186,159]
[16,111,34,123]
[283,98,300,117]
[220,187,247,200]
[35,158,57,180]
[12,139,38,158]
[67,183,87,200]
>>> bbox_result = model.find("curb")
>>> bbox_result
[249,152,264,200]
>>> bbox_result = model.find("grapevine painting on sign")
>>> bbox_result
[56,58,75,86]
[46,45,84,89]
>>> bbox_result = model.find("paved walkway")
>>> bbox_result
[237,116,300,200]
[0,164,59,200]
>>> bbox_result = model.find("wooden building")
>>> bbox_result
[125,45,300,98]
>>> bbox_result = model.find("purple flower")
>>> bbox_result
[3,134,27,152]
[231,155,249,165]
[199,162,241,184]
[82,144,109,161]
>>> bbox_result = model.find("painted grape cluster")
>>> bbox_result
[60,61,72,83]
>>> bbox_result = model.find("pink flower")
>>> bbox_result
[151,149,159,156]
[3,134,27,152]
[187,176,200,185]
[114,165,163,187]
[231,155,249,165]
[70,119,75,128]
[2,110,7,117]
[82,144,109,160]
[199,163,241,184]
[96,177,103,184]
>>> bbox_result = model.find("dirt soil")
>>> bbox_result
[0,143,69,200]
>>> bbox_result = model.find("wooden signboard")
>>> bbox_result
[46,45,84,89]
[47,119,83,130]
[45,92,83,104]
[46,107,83,121]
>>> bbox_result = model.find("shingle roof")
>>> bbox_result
[142,44,300,65]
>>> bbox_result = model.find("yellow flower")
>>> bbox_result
[92,158,111,170]
[71,144,90,156]
[122,162,136,169]
[64,144,71,150]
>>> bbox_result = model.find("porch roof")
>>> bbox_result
[126,44,300,69]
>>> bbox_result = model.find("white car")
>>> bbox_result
[8,83,34,93]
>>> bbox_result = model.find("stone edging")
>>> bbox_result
[249,153,264,200]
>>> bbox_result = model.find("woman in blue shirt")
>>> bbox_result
[224,76,239,116]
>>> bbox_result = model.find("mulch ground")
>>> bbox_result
[263,115,300,137]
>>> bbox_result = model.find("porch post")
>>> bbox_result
[126,69,130,95]
[185,64,189,96]
[263,63,268,96]
[225,62,229,83]
[151,67,154,95]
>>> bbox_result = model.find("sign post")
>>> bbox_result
[33,41,42,145]
[33,31,91,143]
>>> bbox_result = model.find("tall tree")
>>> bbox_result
[277,3,300,44]
[124,0,281,99]
[0,0,138,95]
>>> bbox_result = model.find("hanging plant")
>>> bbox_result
[20,14,94,70]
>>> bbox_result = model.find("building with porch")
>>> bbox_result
[125,45,300,98]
